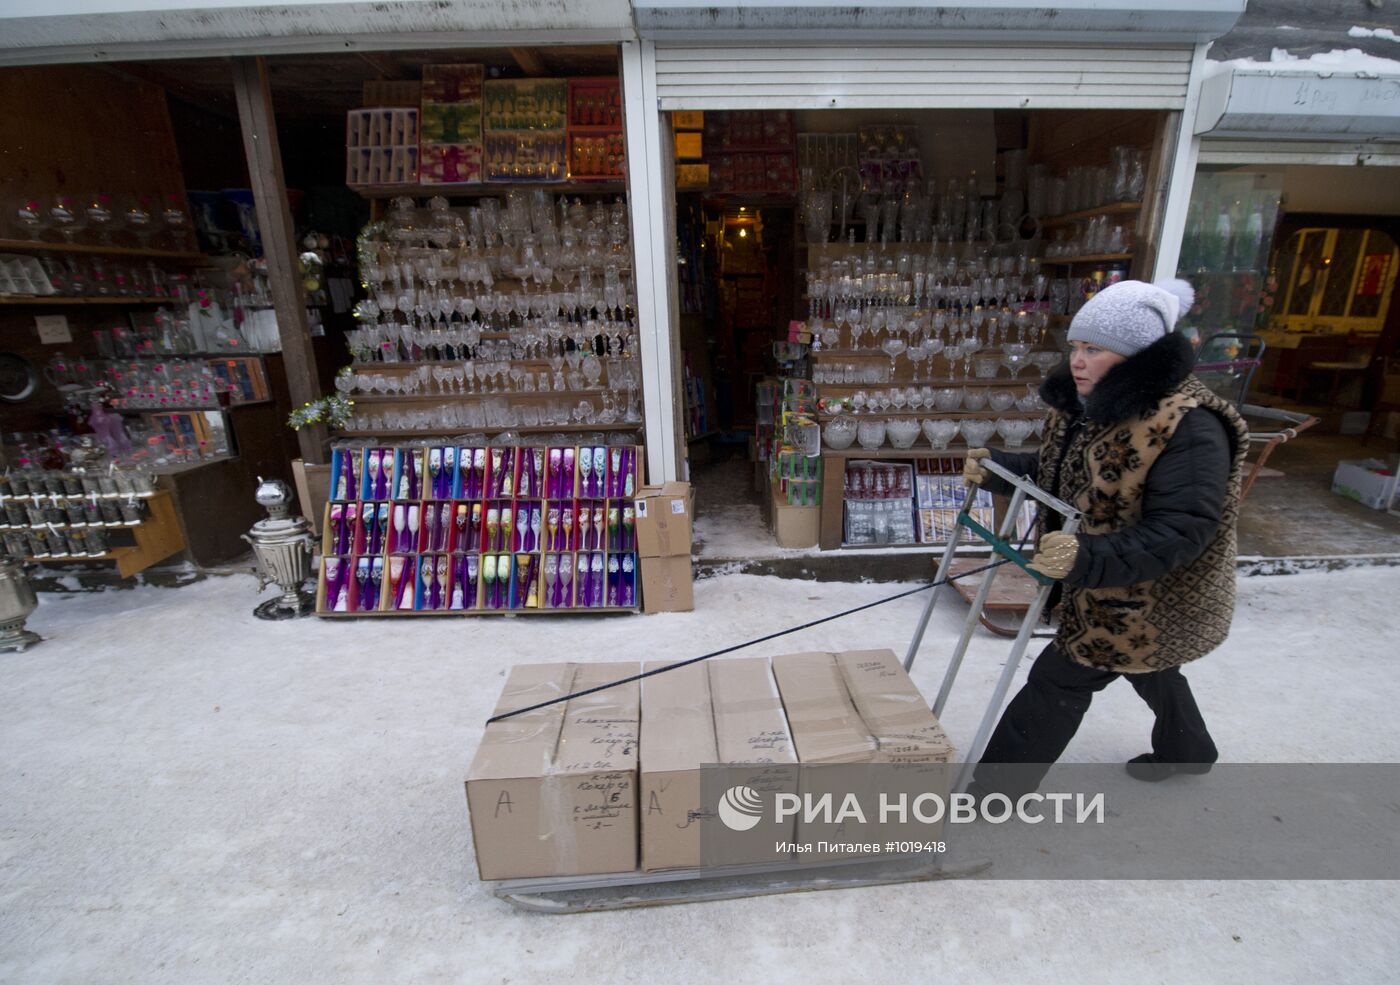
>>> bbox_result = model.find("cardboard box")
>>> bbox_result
[466,661,640,880]
[676,163,710,188]
[768,649,955,764]
[634,481,694,557]
[772,649,955,858]
[291,459,331,536]
[673,110,704,130]
[640,658,797,871]
[770,486,819,549]
[1331,458,1399,511]
[640,554,694,612]
[674,131,704,160]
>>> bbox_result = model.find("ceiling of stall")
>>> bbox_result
[98,45,620,122]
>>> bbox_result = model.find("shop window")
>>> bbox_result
[1287,231,1328,317]
[1274,227,1399,334]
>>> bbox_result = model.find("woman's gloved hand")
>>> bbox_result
[962,448,992,487]
[1027,531,1080,580]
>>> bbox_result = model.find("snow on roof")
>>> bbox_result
[1205,45,1400,78]
[1348,26,1399,43]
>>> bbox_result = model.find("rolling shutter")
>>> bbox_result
[654,43,1194,111]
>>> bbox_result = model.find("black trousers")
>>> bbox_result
[972,642,1217,796]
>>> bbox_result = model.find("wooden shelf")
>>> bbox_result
[0,294,185,306]
[332,422,642,438]
[814,377,1051,388]
[347,388,611,404]
[115,401,271,414]
[316,604,639,618]
[814,349,1053,360]
[0,239,208,261]
[822,444,1041,459]
[351,359,560,371]
[352,181,626,199]
[1040,253,1134,265]
[818,410,1042,420]
[1039,202,1142,229]
[22,490,185,577]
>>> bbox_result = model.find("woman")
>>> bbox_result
[962,279,1249,793]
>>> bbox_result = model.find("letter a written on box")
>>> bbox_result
[648,791,664,814]
[494,791,514,817]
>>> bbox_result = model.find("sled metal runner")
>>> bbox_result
[491,459,1077,912]
[494,852,993,912]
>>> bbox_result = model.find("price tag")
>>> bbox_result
[34,315,72,344]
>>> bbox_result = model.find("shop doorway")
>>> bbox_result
[669,107,1171,554]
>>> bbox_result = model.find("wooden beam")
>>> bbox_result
[509,47,548,77]
[355,52,401,78]
[230,57,328,465]
[97,63,238,122]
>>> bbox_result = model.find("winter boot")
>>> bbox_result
[1125,753,1213,782]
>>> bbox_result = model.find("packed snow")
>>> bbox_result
[2,566,1399,983]
[1208,46,1400,76]
[1348,26,1400,43]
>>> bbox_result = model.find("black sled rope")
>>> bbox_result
[486,549,1029,725]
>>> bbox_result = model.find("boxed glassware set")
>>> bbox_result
[317,442,643,615]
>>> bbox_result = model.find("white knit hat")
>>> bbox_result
[1066,279,1196,357]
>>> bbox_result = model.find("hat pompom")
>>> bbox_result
[1153,278,1196,328]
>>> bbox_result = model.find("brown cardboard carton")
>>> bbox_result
[769,487,819,549]
[634,481,694,557]
[771,651,878,763]
[835,650,955,764]
[674,131,704,159]
[639,661,717,871]
[639,657,797,871]
[640,554,694,613]
[466,661,640,880]
[676,163,710,188]
[707,658,800,865]
[772,650,955,859]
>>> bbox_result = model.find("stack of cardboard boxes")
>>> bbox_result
[633,481,695,613]
[465,648,955,880]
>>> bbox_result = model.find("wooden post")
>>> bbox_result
[231,57,328,465]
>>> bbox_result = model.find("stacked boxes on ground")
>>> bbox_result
[633,481,694,612]
[466,649,955,880]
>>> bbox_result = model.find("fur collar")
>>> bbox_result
[1039,332,1196,424]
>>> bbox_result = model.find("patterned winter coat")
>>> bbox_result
[986,332,1249,673]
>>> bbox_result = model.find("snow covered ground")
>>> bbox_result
[2,565,1399,983]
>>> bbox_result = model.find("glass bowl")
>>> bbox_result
[856,418,887,450]
[933,387,963,412]
[962,387,988,411]
[1031,351,1063,376]
[923,418,959,449]
[960,418,997,447]
[996,417,1037,448]
[987,389,1017,412]
[887,418,922,449]
[823,416,857,450]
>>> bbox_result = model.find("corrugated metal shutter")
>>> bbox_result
[654,43,1194,111]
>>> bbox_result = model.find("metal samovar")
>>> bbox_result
[0,554,42,652]
[242,477,316,620]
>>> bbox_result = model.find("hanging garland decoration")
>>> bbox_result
[288,392,354,431]
[355,220,389,291]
